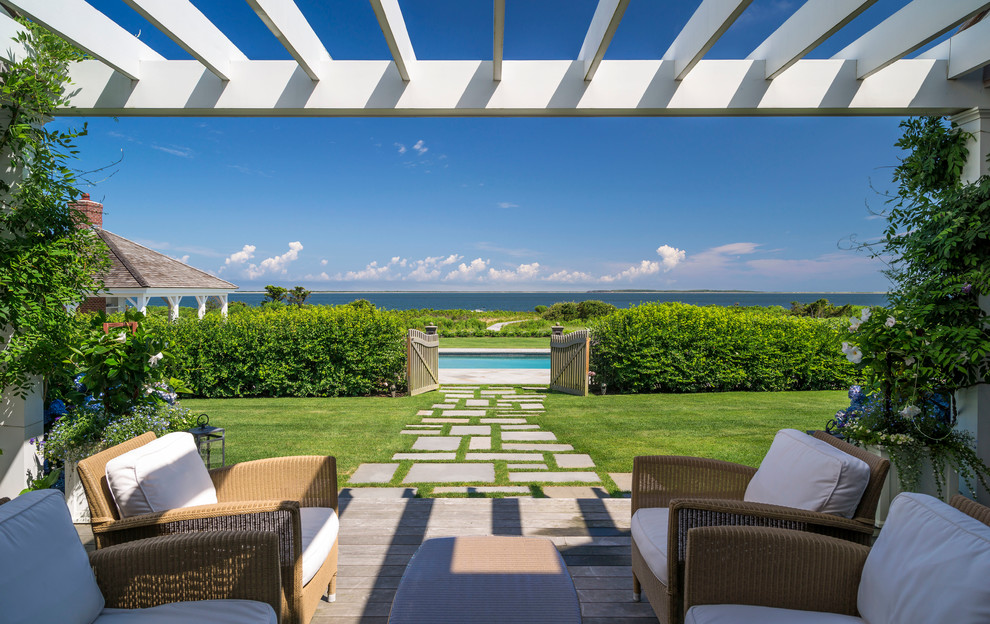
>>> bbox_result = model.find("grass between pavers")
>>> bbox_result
[183,389,847,495]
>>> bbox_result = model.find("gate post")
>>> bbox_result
[551,325,564,336]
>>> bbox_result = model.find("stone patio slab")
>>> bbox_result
[404,424,442,428]
[609,473,633,491]
[412,436,462,451]
[502,431,557,441]
[520,404,545,410]
[449,425,491,436]
[480,418,527,424]
[432,486,530,494]
[509,472,600,483]
[403,463,495,483]
[503,443,574,451]
[416,410,434,416]
[554,454,595,468]
[441,410,486,417]
[541,486,610,499]
[464,453,544,461]
[349,463,399,483]
[392,453,458,460]
[523,386,547,390]
[509,464,548,470]
[443,394,473,399]
[468,437,491,450]
[432,404,456,409]
[465,399,490,406]
[421,418,469,423]
[338,487,417,499]
[501,424,541,430]
[401,430,440,435]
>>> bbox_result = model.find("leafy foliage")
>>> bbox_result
[263,285,287,303]
[789,298,854,319]
[286,286,311,307]
[0,21,108,398]
[590,303,857,393]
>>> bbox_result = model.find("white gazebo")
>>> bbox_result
[0,0,988,500]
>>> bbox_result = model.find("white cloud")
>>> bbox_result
[151,144,193,158]
[304,272,332,281]
[320,259,328,266]
[407,254,462,281]
[488,262,541,282]
[497,201,519,209]
[223,244,256,270]
[600,260,661,283]
[245,241,303,279]
[335,256,406,281]
[394,142,407,154]
[413,140,428,155]
[656,244,686,271]
[444,258,489,281]
[175,254,190,264]
[546,270,594,284]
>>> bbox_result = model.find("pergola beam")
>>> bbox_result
[578,0,629,81]
[947,15,990,79]
[750,0,877,80]
[663,0,753,81]
[1,0,163,80]
[369,0,415,81]
[61,58,990,117]
[120,0,247,81]
[493,0,504,81]
[834,0,990,79]
[246,0,330,81]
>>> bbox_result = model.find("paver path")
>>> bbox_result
[350,386,629,497]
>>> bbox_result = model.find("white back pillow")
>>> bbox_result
[105,432,218,518]
[858,493,990,624]
[744,429,870,518]
[0,490,105,624]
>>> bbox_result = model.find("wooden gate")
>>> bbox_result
[407,328,440,396]
[550,329,589,396]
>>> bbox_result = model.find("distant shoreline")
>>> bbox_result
[235,289,887,295]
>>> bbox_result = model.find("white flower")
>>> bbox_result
[900,405,922,419]
[861,308,872,321]
[148,352,163,367]
[885,316,896,327]
[115,332,127,342]
[904,357,916,366]
[841,342,863,364]
[849,317,862,331]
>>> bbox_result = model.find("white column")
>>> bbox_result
[126,295,150,314]
[0,376,43,500]
[164,295,182,322]
[950,107,990,502]
[195,295,208,319]
[220,294,228,317]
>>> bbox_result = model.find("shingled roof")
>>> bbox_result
[98,230,236,290]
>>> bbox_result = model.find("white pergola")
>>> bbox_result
[0,0,989,499]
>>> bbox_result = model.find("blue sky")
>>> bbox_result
[62,0,923,292]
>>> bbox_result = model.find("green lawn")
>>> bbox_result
[183,390,847,492]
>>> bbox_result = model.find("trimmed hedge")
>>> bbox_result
[146,305,405,398]
[589,303,858,393]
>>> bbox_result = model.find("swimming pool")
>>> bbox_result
[439,353,550,370]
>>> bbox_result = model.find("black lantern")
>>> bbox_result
[187,413,225,469]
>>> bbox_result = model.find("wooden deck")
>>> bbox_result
[77,492,656,623]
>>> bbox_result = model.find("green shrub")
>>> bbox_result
[534,305,549,314]
[590,303,858,393]
[577,299,617,319]
[147,305,405,398]
[543,302,579,321]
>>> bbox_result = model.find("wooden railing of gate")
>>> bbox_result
[407,327,439,396]
[550,328,589,396]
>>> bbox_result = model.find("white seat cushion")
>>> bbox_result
[300,507,340,586]
[105,432,218,518]
[630,507,669,585]
[858,493,990,624]
[744,429,870,518]
[686,605,864,624]
[96,600,276,623]
[0,490,105,624]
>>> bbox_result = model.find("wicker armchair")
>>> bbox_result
[681,495,990,623]
[77,432,339,624]
[631,431,889,624]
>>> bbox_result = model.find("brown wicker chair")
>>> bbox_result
[77,432,339,624]
[681,495,990,622]
[631,431,889,624]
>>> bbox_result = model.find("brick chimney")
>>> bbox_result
[71,193,103,229]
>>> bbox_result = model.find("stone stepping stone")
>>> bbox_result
[449,425,491,436]
[465,453,544,461]
[465,399,490,406]
[413,436,462,451]
[441,410,486,417]
[509,464,547,470]
[523,386,547,390]
[481,391,517,395]
[554,453,595,468]
[468,437,491,450]
[432,486,530,495]
[509,472,600,483]
[501,424,540,430]
[542,486,610,498]
[481,418,527,424]
[502,431,557,441]
[393,453,458,460]
[350,463,399,483]
[416,410,434,416]
[515,394,547,399]
[443,394,473,398]
[519,404,545,410]
[422,418,469,423]
[405,424,442,428]
[444,385,479,389]
[609,472,633,491]
[432,404,456,409]
[503,443,574,451]
[338,487,417,499]
[401,430,440,435]
[403,463,495,483]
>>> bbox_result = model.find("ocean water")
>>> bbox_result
[209,291,888,312]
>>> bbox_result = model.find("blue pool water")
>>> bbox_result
[440,354,551,369]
